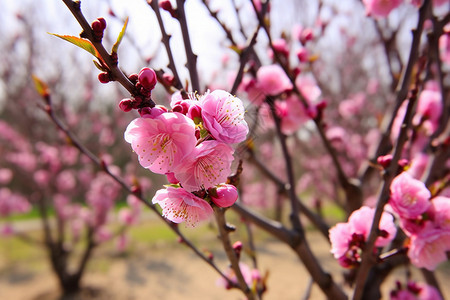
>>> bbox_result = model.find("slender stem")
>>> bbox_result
[352,3,430,293]
[61,0,136,95]
[176,0,200,92]
[214,206,256,300]
[251,0,360,213]
[267,96,302,232]
[360,1,433,183]
[148,0,183,90]
[231,26,260,95]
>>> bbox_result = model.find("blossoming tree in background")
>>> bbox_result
[2,0,449,299]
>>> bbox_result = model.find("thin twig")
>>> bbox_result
[214,206,256,300]
[148,0,183,90]
[175,0,200,92]
[352,2,431,294]
[42,100,235,288]
[61,0,137,95]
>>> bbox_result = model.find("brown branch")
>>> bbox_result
[148,0,183,90]
[214,206,256,300]
[41,99,234,288]
[175,0,200,92]
[352,2,431,294]
[250,0,362,214]
[61,0,137,96]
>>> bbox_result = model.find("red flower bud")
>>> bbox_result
[98,72,110,84]
[119,98,134,112]
[138,67,157,90]
[377,154,392,169]
[97,17,107,30]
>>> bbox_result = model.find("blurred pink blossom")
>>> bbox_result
[256,64,293,96]
[362,0,403,18]
[408,223,450,270]
[389,172,431,219]
[0,169,13,185]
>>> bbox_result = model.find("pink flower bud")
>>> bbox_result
[187,104,202,123]
[138,67,157,90]
[296,47,309,62]
[163,73,174,86]
[300,28,314,44]
[210,184,238,208]
[119,98,134,112]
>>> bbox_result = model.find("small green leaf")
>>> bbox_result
[93,60,108,72]
[49,33,100,60]
[111,17,128,54]
[228,45,242,55]
[31,74,50,98]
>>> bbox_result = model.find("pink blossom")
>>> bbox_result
[362,0,403,18]
[124,112,197,174]
[210,184,238,208]
[439,33,450,65]
[389,172,431,219]
[86,173,121,226]
[348,206,397,247]
[256,64,293,96]
[0,169,13,185]
[0,188,30,217]
[329,222,353,259]
[152,186,213,227]
[95,226,112,243]
[56,170,76,192]
[413,86,443,134]
[216,262,254,289]
[430,196,450,230]
[407,153,429,180]
[295,75,321,103]
[408,224,450,270]
[278,96,308,134]
[1,224,14,236]
[174,141,234,192]
[338,93,366,119]
[240,76,265,105]
[201,90,249,144]
[391,281,443,300]
[118,208,137,225]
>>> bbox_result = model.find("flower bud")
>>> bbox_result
[129,73,139,83]
[300,28,314,44]
[210,184,238,207]
[377,154,392,169]
[296,47,309,62]
[98,72,110,84]
[119,98,134,112]
[187,104,202,123]
[138,67,157,90]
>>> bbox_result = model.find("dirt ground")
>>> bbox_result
[1,221,449,300]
